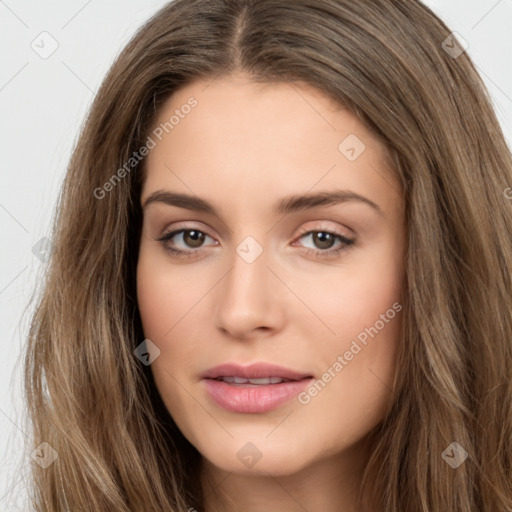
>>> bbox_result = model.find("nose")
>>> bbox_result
[213,244,286,340]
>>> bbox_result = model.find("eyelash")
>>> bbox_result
[156,227,355,260]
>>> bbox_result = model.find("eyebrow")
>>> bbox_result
[142,189,383,217]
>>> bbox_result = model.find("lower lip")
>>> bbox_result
[202,378,313,413]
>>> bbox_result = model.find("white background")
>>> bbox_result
[1,0,511,508]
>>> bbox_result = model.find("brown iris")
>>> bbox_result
[183,230,205,248]
[312,232,336,249]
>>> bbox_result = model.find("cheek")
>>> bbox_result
[136,245,209,340]
[285,240,404,354]
[288,241,403,415]
[136,246,214,391]
[136,250,205,430]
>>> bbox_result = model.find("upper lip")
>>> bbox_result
[201,362,312,381]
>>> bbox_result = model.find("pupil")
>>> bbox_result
[314,232,335,249]
[184,230,205,248]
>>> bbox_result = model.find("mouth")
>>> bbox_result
[212,376,293,386]
[201,362,314,413]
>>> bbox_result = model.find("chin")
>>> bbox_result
[197,434,315,477]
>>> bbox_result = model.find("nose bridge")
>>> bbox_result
[214,237,284,336]
[223,240,271,311]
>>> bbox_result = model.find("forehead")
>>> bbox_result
[149,73,372,152]
[141,73,400,217]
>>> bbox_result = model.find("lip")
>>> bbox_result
[201,362,314,413]
[201,362,312,381]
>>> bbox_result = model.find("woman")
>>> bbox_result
[25,0,512,510]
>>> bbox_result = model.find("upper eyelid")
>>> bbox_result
[159,221,215,238]
[159,228,216,244]
[295,222,352,237]
[160,219,352,238]
[159,226,216,240]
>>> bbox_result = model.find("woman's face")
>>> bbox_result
[137,72,405,477]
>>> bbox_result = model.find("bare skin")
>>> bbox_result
[136,72,405,512]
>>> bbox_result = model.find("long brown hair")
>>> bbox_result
[24,0,512,510]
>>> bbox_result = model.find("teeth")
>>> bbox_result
[219,376,286,384]
[248,377,272,385]
[249,377,285,384]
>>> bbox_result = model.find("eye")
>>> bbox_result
[157,228,217,258]
[156,226,355,260]
[295,229,355,258]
